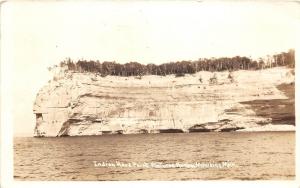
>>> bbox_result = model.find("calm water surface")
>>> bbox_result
[14,132,295,180]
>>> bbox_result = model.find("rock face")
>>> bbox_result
[33,67,295,137]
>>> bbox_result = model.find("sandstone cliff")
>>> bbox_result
[33,67,295,137]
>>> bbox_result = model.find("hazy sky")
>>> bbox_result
[2,1,298,136]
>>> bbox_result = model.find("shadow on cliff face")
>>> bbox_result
[240,83,295,125]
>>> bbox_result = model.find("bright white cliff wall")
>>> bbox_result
[33,67,294,137]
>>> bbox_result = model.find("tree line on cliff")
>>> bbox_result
[58,49,295,77]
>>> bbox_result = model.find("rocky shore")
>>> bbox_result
[33,67,295,137]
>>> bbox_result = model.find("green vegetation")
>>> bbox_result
[58,49,294,77]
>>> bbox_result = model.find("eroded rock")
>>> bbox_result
[33,67,295,137]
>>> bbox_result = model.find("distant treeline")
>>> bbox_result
[59,49,295,77]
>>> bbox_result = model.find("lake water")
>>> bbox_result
[14,132,295,180]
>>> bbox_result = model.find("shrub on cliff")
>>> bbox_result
[199,76,203,83]
[209,73,218,85]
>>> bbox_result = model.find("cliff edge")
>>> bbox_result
[33,67,295,137]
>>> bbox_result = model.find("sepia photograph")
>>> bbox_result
[0,0,299,186]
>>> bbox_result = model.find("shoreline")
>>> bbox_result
[31,131,296,138]
[32,128,296,138]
